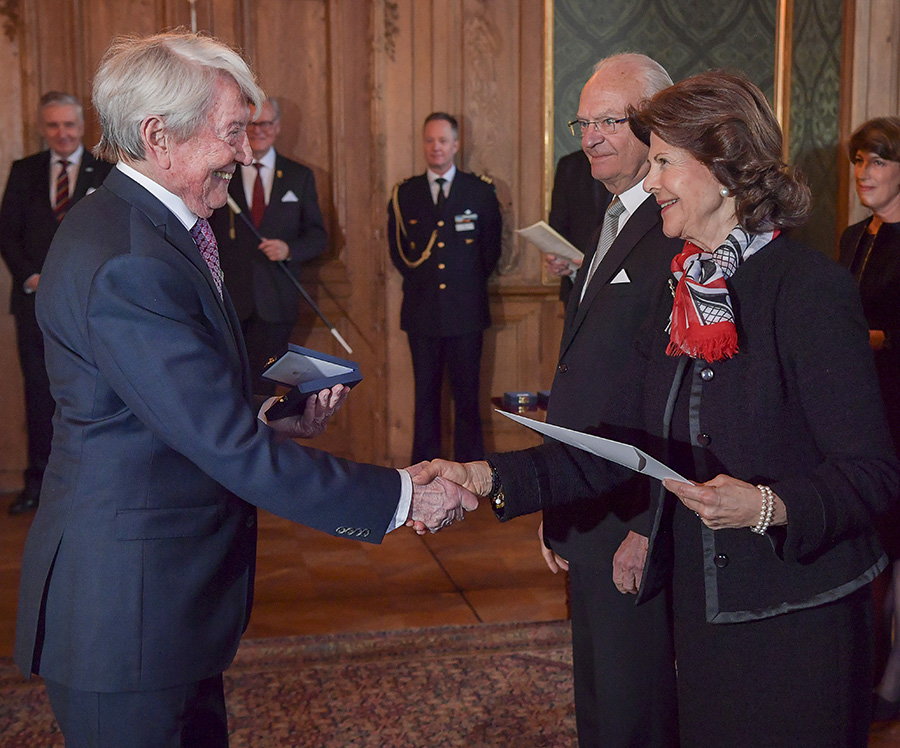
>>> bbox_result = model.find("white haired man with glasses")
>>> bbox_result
[209,96,328,395]
[538,53,683,747]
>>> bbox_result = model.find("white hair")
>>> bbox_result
[40,91,84,122]
[593,53,673,100]
[92,31,264,163]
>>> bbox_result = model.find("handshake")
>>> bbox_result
[403,459,495,535]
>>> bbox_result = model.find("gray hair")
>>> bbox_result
[593,53,673,100]
[92,31,264,163]
[39,91,84,122]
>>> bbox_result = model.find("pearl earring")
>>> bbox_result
[719,186,731,197]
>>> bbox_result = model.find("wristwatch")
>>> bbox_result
[485,458,505,515]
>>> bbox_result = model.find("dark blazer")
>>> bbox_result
[0,149,111,316]
[490,235,899,621]
[542,196,681,565]
[548,149,606,305]
[15,168,401,693]
[388,170,502,337]
[209,153,327,323]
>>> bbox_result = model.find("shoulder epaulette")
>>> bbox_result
[478,173,493,185]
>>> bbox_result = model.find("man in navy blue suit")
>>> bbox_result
[388,112,502,463]
[0,92,111,514]
[210,96,328,395]
[14,32,475,748]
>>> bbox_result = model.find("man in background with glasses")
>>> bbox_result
[210,96,327,395]
[539,54,681,747]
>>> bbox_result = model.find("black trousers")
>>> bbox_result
[44,674,228,748]
[407,331,484,463]
[568,562,678,748]
[240,314,295,397]
[13,309,54,498]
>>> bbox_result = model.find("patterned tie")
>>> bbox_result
[190,217,223,298]
[251,163,265,228]
[54,159,71,222]
[580,196,626,302]
[435,177,447,212]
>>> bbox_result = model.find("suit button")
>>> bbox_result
[245,515,255,528]
[697,433,711,446]
[437,220,445,227]
[714,553,728,568]
[438,263,446,269]
[557,363,568,373]
[437,242,445,248]
[439,283,447,290]
[700,367,714,381]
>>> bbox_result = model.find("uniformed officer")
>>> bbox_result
[388,111,502,463]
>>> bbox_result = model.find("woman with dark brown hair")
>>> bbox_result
[839,116,900,722]
[414,72,899,747]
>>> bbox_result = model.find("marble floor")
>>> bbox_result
[3,492,900,746]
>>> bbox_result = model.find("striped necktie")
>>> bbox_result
[53,159,71,222]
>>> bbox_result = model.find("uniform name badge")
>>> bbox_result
[455,209,477,232]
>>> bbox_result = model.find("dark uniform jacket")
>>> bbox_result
[388,170,502,337]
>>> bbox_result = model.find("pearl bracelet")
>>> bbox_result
[751,484,775,535]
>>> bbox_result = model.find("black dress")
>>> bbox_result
[840,219,900,558]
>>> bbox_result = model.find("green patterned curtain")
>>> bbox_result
[554,0,842,254]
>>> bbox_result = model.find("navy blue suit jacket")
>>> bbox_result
[15,167,400,692]
[210,153,327,323]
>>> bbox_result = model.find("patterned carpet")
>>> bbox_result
[0,620,576,747]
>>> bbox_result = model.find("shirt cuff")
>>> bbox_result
[386,469,413,533]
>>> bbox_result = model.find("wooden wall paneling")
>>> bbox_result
[0,14,27,491]
[383,0,422,466]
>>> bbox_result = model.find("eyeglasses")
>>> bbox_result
[567,117,629,137]
[248,120,278,130]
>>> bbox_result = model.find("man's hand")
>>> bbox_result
[612,531,648,595]
[258,238,290,262]
[537,520,569,573]
[544,253,580,278]
[406,474,479,535]
[410,459,493,496]
[264,384,349,439]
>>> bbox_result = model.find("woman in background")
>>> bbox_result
[840,116,900,722]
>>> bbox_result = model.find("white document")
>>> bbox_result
[516,221,584,272]
[497,410,689,483]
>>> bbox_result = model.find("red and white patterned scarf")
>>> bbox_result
[667,227,778,362]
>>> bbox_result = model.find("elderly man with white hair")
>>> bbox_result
[14,31,475,747]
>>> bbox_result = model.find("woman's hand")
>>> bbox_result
[662,474,787,530]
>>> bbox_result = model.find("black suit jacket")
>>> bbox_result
[548,150,606,305]
[0,149,112,316]
[209,152,327,323]
[493,235,897,620]
[388,170,502,337]
[542,195,681,566]
[15,167,400,692]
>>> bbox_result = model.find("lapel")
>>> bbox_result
[229,166,250,214]
[104,169,244,368]
[265,153,286,218]
[561,196,663,356]
[72,153,99,201]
